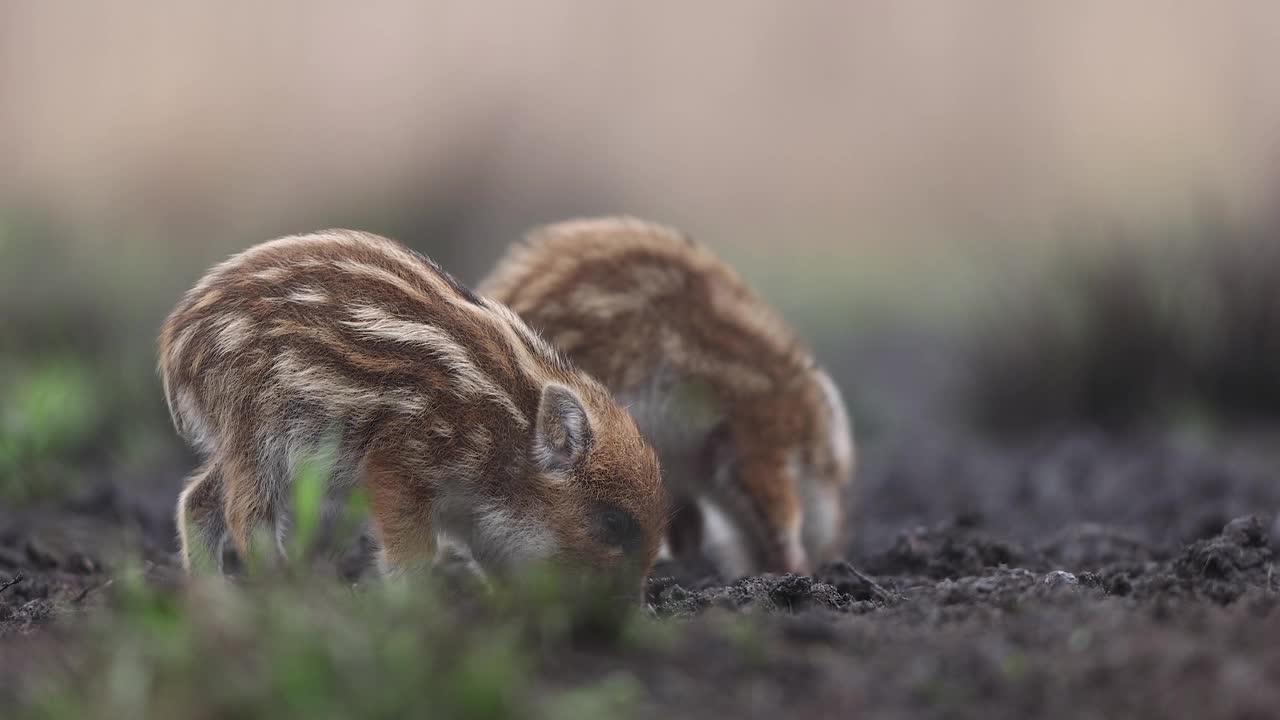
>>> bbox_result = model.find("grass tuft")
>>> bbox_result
[0,360,104,500]
[13,563,649,720]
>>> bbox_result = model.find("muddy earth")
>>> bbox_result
[3,331,1279,719]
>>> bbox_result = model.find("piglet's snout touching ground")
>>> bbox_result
[158,229,665,593]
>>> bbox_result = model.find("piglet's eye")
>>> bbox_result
[593,502,641,553]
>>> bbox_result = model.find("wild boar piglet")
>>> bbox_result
[481,217,856,576]
[158,229,665,590]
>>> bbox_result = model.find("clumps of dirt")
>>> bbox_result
[0,476,179,640]
[0,578,56,639]
[930,567,1044,607]
[863,516,1032,578]
[754,575,847,613]
[0,534,104,598]
[812,561,900,604]
[2,470,1278,720]
[646,557,915,618]
[612,515,1280,720]
[647,573,856,617]
[1085,515,1274,605]
[0,537,108,640]
[646,515,1276,621]
[647,555,911,619]
[1167,514,1271,604]
[1176,514,1271,579]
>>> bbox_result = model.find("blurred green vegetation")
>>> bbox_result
[14,566,652,720]
[0,215,191,502]
[12,453,656,720]
[0,360,100,499]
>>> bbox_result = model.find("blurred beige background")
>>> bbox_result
[2,2,1278,291]
[3,1,1280,504]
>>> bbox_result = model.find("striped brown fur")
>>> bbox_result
[480,217,855,575]
[158,229,664,589]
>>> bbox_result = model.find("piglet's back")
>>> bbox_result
[158,229,581,459]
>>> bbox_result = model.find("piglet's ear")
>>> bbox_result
[534,383,592,472]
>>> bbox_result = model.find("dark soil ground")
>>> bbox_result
[3,330,1279,719]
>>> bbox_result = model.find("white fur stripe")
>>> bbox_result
[212,314,254,355]
[331,259,432,304]
[342,304,528,427]
[451,297,564,387]
[286,287,328,304]
[272,349,427,415]
[251,265,293,283]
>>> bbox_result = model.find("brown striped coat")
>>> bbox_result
[480,217,855,575]
[158,230,664,588]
